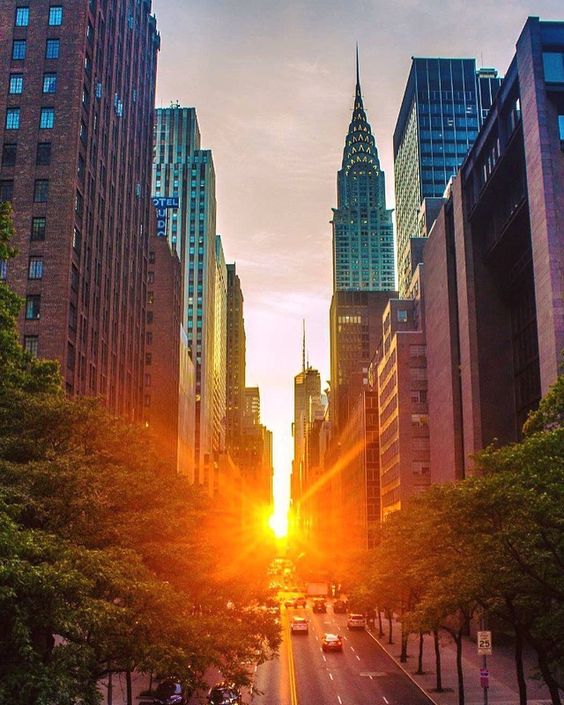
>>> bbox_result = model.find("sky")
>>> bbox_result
[151,0,562,511]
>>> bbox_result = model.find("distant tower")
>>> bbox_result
[331,49,395,292]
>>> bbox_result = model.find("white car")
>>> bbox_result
[290,616,309,634]
[347,613,366,630]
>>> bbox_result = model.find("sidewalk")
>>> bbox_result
[368,617,553,705]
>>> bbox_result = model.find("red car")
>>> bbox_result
[321,633,343,652]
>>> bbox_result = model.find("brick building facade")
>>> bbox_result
[0,0,159,419]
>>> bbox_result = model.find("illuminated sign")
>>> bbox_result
[152,197,179,238]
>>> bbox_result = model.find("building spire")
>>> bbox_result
[302,320,306,373]
[356,43,361,98]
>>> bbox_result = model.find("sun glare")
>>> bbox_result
[269,511,288,539]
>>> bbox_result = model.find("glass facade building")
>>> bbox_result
[394,59,501,297]
[332,57,395,292]
[153,107,218,486]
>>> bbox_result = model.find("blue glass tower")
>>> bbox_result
[332,52,395,292]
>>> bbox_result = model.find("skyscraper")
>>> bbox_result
[226,263,246,461]
[212,235,227,456]
[394,58,501,297]
[329,54,397,432]
[332,51,395,292]
[153,107,218,488]
[0,0,160,417]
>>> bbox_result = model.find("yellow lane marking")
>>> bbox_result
[284,608,299,705]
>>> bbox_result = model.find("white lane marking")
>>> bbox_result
[337,698,343,705]
[342,636,348,640]
[350,646,355,652]
[383,698,389,704]
[356,654,361,661]
[254,665,258,672]
[322,654,327,662]
[329,673,334,681]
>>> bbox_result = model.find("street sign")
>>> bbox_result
[477,630,492,655]
[480,667,489,689]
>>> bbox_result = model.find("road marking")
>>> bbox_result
[337,697,342,705]
[383,698,389,704]
[322,654,327,662]
[285,613,299,705]
[329,673,334,681]
[356,655,361,661]
[350,646,355,652]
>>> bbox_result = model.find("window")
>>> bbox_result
[33,179,49,202]
[75,191,83,217]
[72,227,81,252]
[147,271,155,284]
[145,353,152,365]
[2,144,17,167]
[148,251,155,264]
[146,332,153,345]
[0,181,14,203]
[9,75,24,94]
[15,7,30,26]
[24,336,38,357]
[42,73,57,94]
[12,40,26,60]
[147,291,154,305]
[40,108,55,129]
[0,260,7,280]
[25,295,40,320]
[45,39,60,59]
[36,142,51,166]
[6,108,20,130]
[31,217,46,241]
[397,309,408,322]
[48,6,63,25]
[559,115,564,151]
[28,257,43,280]
[147,311,153,324]
[543,52,564,83]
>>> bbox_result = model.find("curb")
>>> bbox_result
[365,628,442,705]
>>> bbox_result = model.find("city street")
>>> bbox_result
[253,602,434,705]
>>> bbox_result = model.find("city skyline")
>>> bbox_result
[154,0,560,484]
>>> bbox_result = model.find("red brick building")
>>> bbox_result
[0,0,159,419]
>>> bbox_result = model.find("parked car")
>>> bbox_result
[347,613,366,630]
[290,616,309,634]
[207,683,241,704]
[321,633,343,652]
[153,679,187,705]
[312,599,327,613]
[333,599,347,614]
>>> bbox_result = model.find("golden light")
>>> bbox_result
[269,511,288,539]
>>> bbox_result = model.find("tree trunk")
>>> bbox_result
[455,632,465,705]
[433,630,443,692]
[126,671,133,705]
[387,610,393,644]
[513,626,527,705]
[536,653,562,705]
[400,622,408,662]
[416,630,425,674]
[107,672,113,705]
[377,607,384,637]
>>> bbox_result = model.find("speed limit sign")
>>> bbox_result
[477,631,492,655]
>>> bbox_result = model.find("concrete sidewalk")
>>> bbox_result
[367,618,554,705]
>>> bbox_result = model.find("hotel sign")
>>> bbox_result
[152,197,179,238]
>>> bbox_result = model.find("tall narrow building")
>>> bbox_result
[152,107,218,488]
[332,51,395,292]
[226,263,246,462]
[0,0,160,418]
[212,235,227,457]
[330,53,397,431]
[394,58,502,297]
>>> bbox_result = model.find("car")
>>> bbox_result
[153,679,188,705]
[284,597,296,608]
[312,599,327,613]
[321,633,343,652]
[290,616,309,634]
[347,613,367,630]
[207,683,241,704]
[295,596,307,607]
[333,599,347,614]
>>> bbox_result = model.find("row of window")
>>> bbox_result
[5,107,55,130]
[2,142,51,167]
[14,6,63,27]
[9,73,57,95]
[1,257,44,280]
[12,38,60,60]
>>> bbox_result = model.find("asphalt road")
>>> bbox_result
[253,601,435,705]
